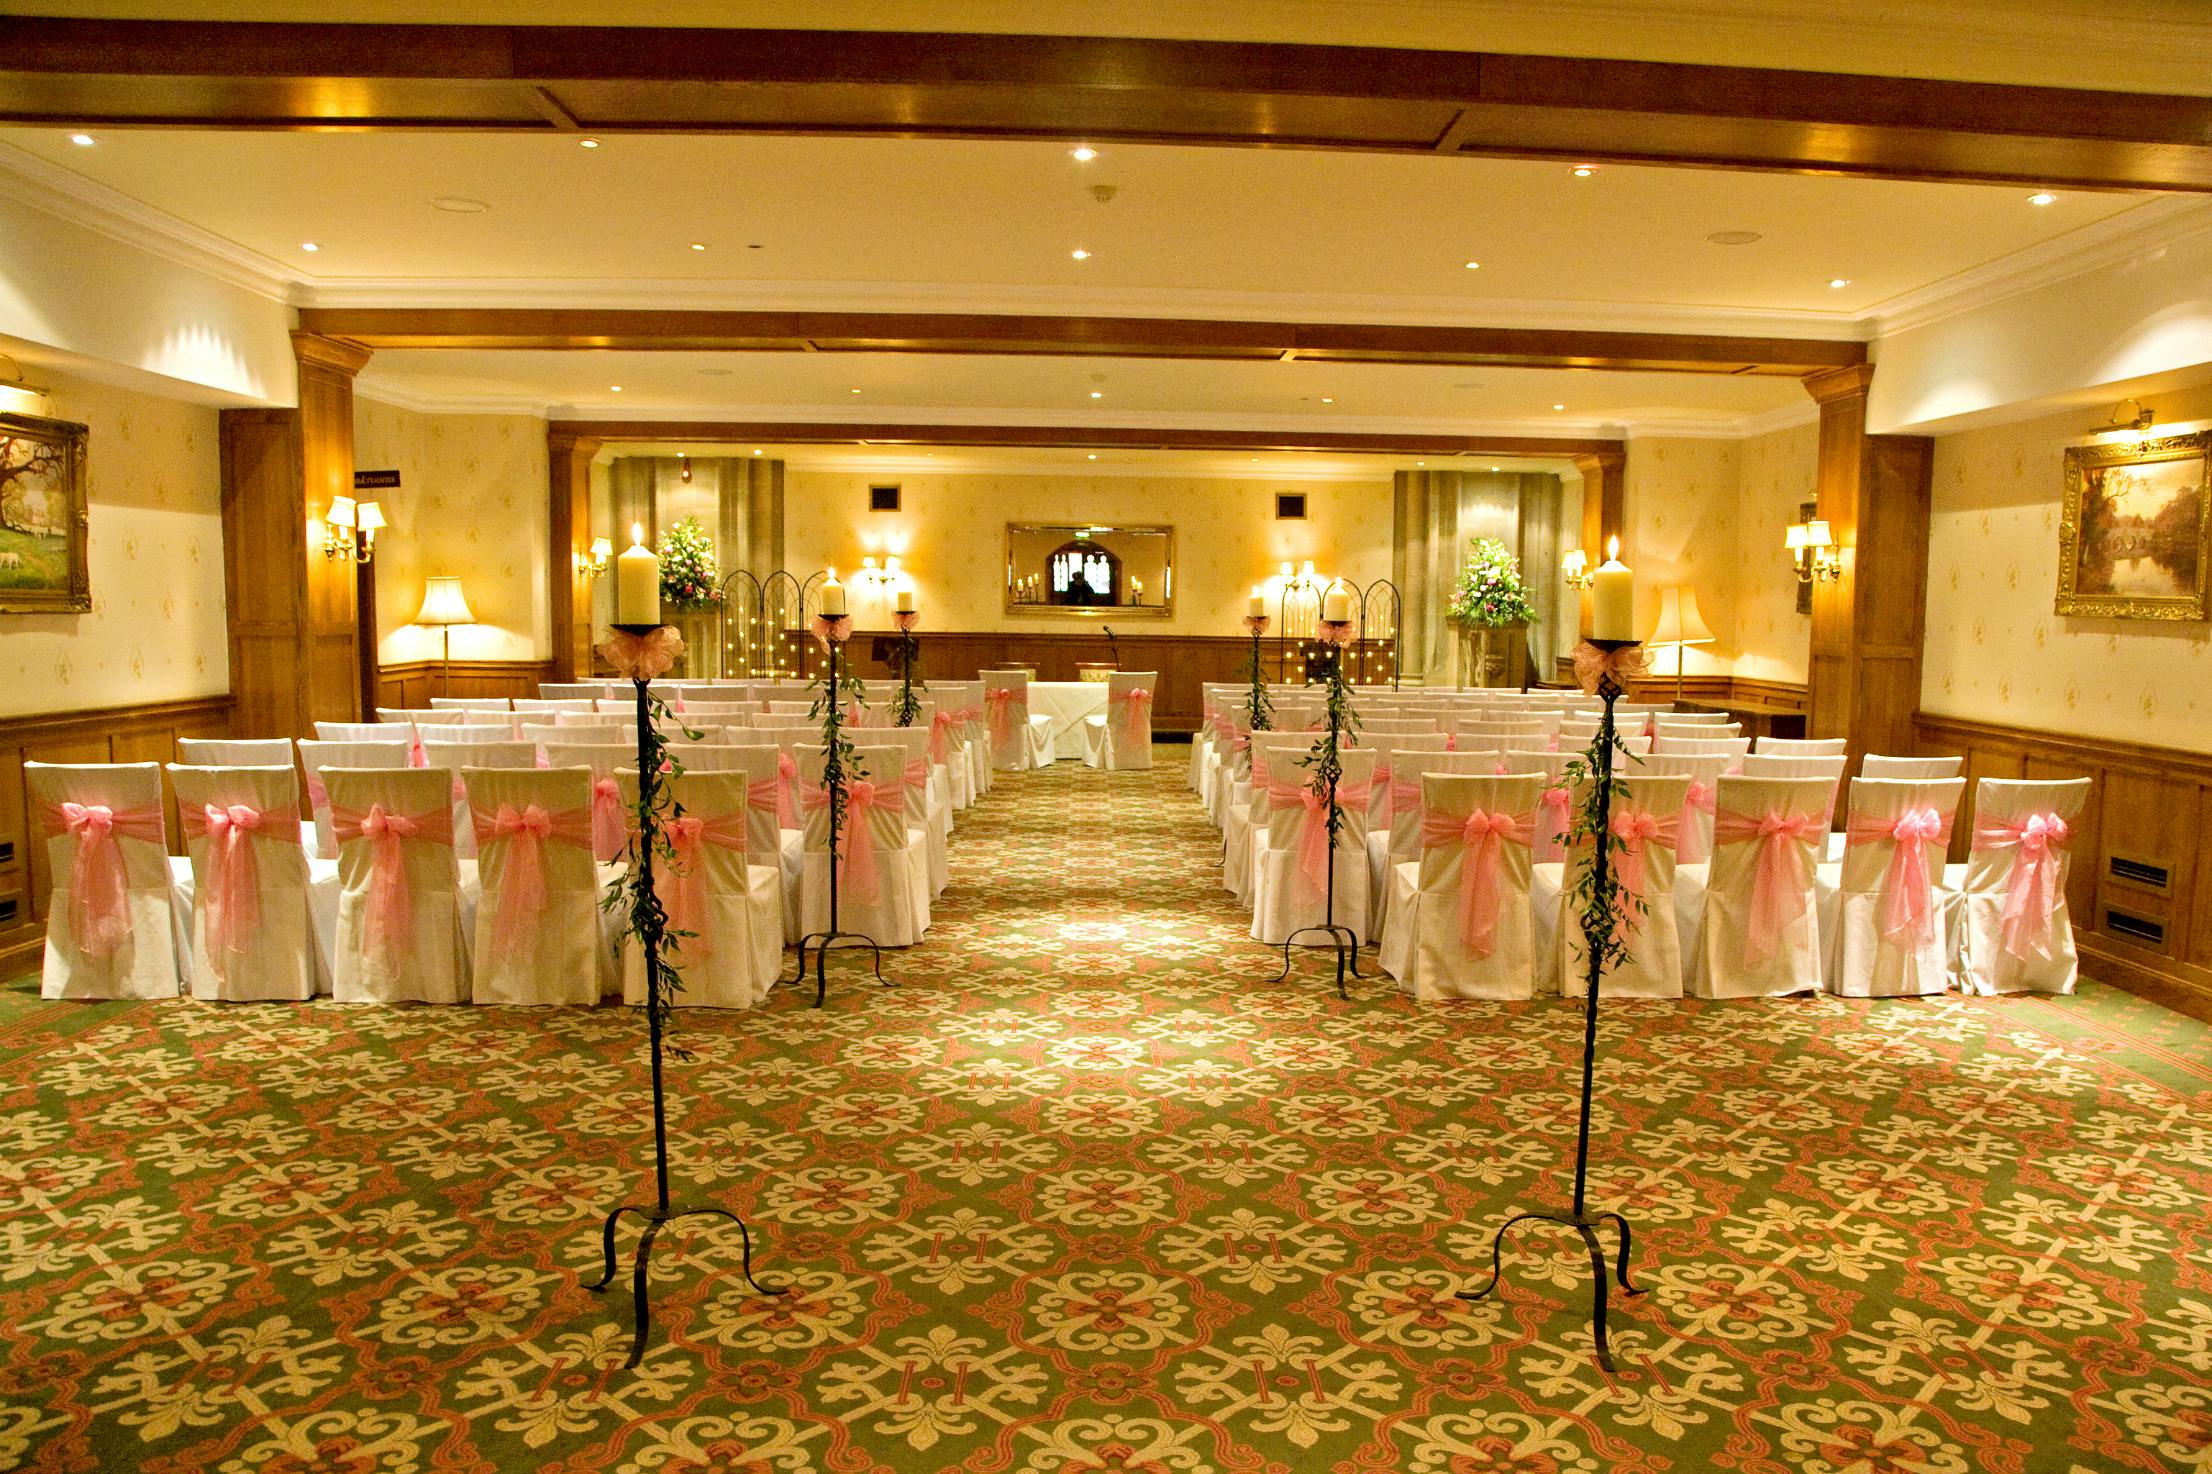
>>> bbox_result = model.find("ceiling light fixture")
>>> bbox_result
[1086,453,1098,461]
[1552,403,1565,411]
[1571,164,1597,177]
[1320,397,1334,404]
[1828,277,1851,289]
[1070,248,1091,261]
[1070,145,1097,162]
[300,241,319,252]
[849,387,861,394]
[2029,191,2057,206]
[689,242,707,251]
[1089,391,1103,399]
[609,384,622,392]
[1463,260,1480,270]
[68,133,94,147]
[579,138,600,149]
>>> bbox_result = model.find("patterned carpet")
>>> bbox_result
[4,748,2211,1474]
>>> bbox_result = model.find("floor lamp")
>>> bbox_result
[1648,586,1714,704]
[415,575,473,699]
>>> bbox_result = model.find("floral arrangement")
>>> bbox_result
[657,517,725,613]
[1446,536,1536,628]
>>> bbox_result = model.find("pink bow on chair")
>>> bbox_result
[589,776,627,862]
[332,801,453,969]
[1533,784,1573,862]
[1608,807,1679,923]
[1847,805,1952,944]
[928,709,955,765]
[662,811,747,957]
[182,802,300,959]
[985,688,1019,748]
[40,800,166,959]
[473,803,592,959]
[1678,780,1718,863]
[1266,778,1336,898]
[903,757,931,805]
[801,776,897,903]
[1712,807,1824,965]
[1974,812,2071,961]
[406,728,427,768]
[1111,686,1152,747]
[1419,807,1531,958]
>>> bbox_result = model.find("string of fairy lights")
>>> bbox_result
[1267,566,1402,688]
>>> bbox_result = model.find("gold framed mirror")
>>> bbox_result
[1005,522,1174,618]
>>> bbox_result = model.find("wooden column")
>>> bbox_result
[1572,449,1627,638]
[218,332,372,737]
[548,427,602,680]
[1804,365,1934,777]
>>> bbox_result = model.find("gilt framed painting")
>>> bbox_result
[2057,430,2210,621]
[0,412,90,614]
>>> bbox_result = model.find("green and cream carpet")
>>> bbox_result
[3,750,2210,1474]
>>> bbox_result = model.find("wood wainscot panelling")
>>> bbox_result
[377,660,556,711]
[1914,711,2212,1023]
[0,695,233,976]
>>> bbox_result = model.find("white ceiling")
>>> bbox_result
[600,443,1578,481]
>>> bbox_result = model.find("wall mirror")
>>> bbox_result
[1005,522,1174,618]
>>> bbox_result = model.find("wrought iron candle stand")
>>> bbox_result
[589,628,784,1369]
[1457,636,1644,1372]
[891,610,922,728]
[1267,617,1363,998]
[787,618,889,1006]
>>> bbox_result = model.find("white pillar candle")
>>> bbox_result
[1248,587,1266,618]
[819,572,847,616]
[1321,582,1352,622]
[895,588,915,613]
[615,523,660,625]
[1592,536,1634,641]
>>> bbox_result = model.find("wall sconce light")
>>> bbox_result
[322,495,384,563]
[2100,398,2156,440]
[1785,518,1841,584]
[573,536,614,578]
[1562,547,1593,590]
[856,554,903,589]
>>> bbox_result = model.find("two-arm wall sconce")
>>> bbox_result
[1785,519,1842,584]
[1562,548,1593,590]
[857,554,903,588]
[322,495,385,564]
[574,537,614,578]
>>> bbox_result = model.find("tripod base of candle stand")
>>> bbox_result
[1269,922,1365,998]
[1455,1209,1641,1372]
[587,1203,784,1370]
[787,930,890,1008]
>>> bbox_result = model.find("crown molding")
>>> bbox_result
[1733,400,1823,438]
[771,453,1409,483]
[0,141,300,304]
[1866,195,2212,339]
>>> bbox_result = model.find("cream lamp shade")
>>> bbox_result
[415,576,474,627]
[1647,586,1715,648]
[324,494,357,530]
[356,500,387,533]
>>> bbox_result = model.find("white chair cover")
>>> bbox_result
[178,738,293,766]
[1757,736,1848,756]
[617,769,780,1009]
[298,739,413,859]
[1861,754,1963,780]
[1250,749,1376,947]
[1560,774,1692,999]
[1957,777,2092,996]
[543,741,637,863]
[1826,777,1967,998]
[1652,735,1749,767]
[325,767,470,1005]
[797,745,928,947]
[1690,775,1832,998]
[465,767,605,1006]
[26,762,183,1000]
[1640,752,1731,865]
[1083,670,1158,771]
[514,697,596,713]
[873,726,950,898]
[168,764,323,1002]
[417,740,537,858]
[978,669,1053,771]
[1379,772,1544,1000]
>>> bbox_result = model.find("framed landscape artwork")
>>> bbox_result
[2057,430,2210,621]
[0,412,91,614]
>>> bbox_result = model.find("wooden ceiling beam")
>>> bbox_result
[296,308,1865,376]
[1,20,2208,190]
[542,421,1622,457]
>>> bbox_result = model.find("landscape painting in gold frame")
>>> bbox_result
[2056,430,2209,621]
[0,412,91,615]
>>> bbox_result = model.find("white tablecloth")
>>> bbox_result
[1028,681,1109,760]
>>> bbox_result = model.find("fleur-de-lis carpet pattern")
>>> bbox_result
[3,748,2211,1473]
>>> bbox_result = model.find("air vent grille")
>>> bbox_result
[2105,909,2165,946]
[0,840,12,865]
[0,898,15,925]
[2109,855,2170,890]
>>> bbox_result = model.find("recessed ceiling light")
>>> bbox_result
[689,242,708,251]
[68,133,94,147]
[2029,191,2057,206]
[849,387,862,394]
[1416,460,1426,466]
[300,241,319,252]
[1552,403,1565,411]
[1089,391,1103,399]
[609,384,622,392]
[579,138,600,149]
[1320,397,1334,404]
[1070,145,1097,162]
[1490,465,1501,471]
[752,448,762,455]
[1707,230,1763,246]
[1828,277,1851,289]
[1571,164,1597,177]
[1463,260,1481,270]
[1070,248,1091,261]
[1086,453,1098,460]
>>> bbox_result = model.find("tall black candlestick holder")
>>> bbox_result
[891,611,922,728]
[1457,636,1644,1372]
[589,628,783,1368]
[1268,617,1363,998]
[788,622,889,1006]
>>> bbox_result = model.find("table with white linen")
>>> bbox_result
[1027,681,1110,760]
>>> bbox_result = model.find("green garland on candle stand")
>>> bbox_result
[1298,633,1362,854]
[1244,623,1274,733]
[891,628,925,728]
[1560,719,1651,982]
[598,686,708,1057]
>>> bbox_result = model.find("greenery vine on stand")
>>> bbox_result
[600,686,706,1059]
[1559,710,1650,979]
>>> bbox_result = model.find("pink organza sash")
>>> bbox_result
[775,752,799,826]
[1712,807,1824,965]
[1266,777,1335,897]
[1533,784,1572,861]
[1369,761,1394,816]
[985,687,1019,747]
[1111,687,1153,746]
[304,769,330,814]
[589,776,626,862]
[407,727,427,768]
[904,757,932,809]
[746,775,789,834]
[1608,807,1679,922]
[1678,780,1718,863]
[1846,805,1953,945]
[180,802,301,958]
[1419,807,1532,958]
[929,709,954,765]
[801,775,905,904]
[663,811,746,957]
[332,801,454,968]
[1973,812,2072,961]
[472,803,593,958]
[39,801,166,959]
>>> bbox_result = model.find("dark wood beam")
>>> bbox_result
[298,308,1865,376]
[2,21,2207,190]
[544,421,1620,457]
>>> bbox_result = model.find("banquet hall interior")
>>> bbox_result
[3,3,2211,1471]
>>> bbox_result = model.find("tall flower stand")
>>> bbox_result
[788,615,889,1007]
[1267,617,1363,998]
[1457,637,1647,1371]
[587,624,784,1368]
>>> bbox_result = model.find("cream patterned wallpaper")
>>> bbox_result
[1922,381,2212,751]
[1623,435,1743,680]
[1733,420,1820,686]
[0,367,227,719]
[783,471,1395,634]
[352,399,549,663]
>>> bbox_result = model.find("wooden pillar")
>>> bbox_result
[1804,365,1934,776]
[218,332,372,737]
[1572,449,1627,637]
[548,428,602,680]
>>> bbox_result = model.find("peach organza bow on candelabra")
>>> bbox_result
[1608,807,1679,926]
[589,776,627,862]
[1265,776,1338,897]
[181,802,301,958]
[1111,686,1152,746]
[1711,806,1824,965]
[1846,805,1952,944]
[662,811,746,958]
[40,800,166,959]
[473,803,593,958]
[801,774,902,904]
[332,801,453,968]
[1974,811,2071,961]
[1419,806,1532,958]
[984,688,1019,748]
